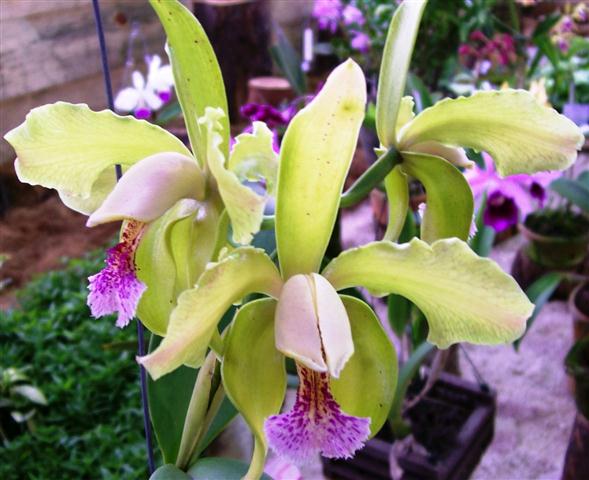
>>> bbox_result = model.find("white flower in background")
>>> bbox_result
[114,55,175,119]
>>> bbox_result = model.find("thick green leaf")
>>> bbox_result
[375,0,427,147]
[323,238,534,348]
[222,299,286,479]
[383,165,409,242]
[398,90,584,176]
[514,272,562,350]
[269,29,306,95]
[276,60,366,277]
[400,152,474,242]
[470,192,495,257]
[388,293,412,338]
[136,199,219,335]
[4,102,191,214]
[139,247,283,380]
[187,458,272,480]
[149,464,191,480]
[149,0,229,163]
[331,296,397,437]
[147,334,198,464]
[550,177,589,213]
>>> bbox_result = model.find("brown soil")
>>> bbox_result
[0,193,118,309]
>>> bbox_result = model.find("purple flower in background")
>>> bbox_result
[240,103,292,129]
[483,191,519,232]
[342,4,365,26]
[313,0,343,33]
[465,153,559,232]
[350,31,371,53]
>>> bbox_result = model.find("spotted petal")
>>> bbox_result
[398,90,584,176]
[138,247,283,379]
[4,102,192,215]
[322,238,533,348]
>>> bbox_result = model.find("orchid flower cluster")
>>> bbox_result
[114,54,175,119]
[5,0,585,479]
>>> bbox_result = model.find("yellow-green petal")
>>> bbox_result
[4,102,191,214]
[375,0,427,147]
[138,247,283,380]
[135,199,220,335]
[228,121,279,196]
[87,153,205,227]
[383,165,409,242]
[398,90,584,176]
[394,96,416,141]
[149,0,229,163]
[400,152,473,242]
[276,59,366,277]
[331,296,397,437]
[199,108,266,245]
[322,238,533,348]
[222,298,286,480]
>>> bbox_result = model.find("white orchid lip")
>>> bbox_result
[274,273,354,378]
[87,152,205,227]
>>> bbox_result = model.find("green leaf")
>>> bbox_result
[470,193,495,258]
[269,29,306,95]
[400,152,474,242]
[407,73,433,113]
[398,90,584,176]
[388,342,435,437]
[322,238,534,348]
[383,165,409,242]
[148,335,198,464]
[187,458,272,480]
[149,464,191,480]
[199,108,267,244]
[139,247,283,380]
[4,102,191,214]
[149,0,229,163]
[222,299,286,479]
[388,293,412,338]
[550,177,589,214]
[228,121,279,196]
[375,0,427,147]
[514,272,562,350]
[276,60,366,277]
[331,296,397,437]
[136,200,219,335]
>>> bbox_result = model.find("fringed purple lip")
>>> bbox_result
[264,365,370,464]
[87,220,147,328]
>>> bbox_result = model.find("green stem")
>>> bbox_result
[340,147,402,209]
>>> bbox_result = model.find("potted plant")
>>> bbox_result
[3,0,584,479]
[562,336,589,479]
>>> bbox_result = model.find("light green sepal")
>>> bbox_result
[322,238,534,348]
[400,152,473,242]
[199,108,267,245]
[138,247,283,380]
[4,102,192,215]
[375,0,427,147]
[228,121,279,196]
[222,299,286,480]
[276,59,366,278]
[149,0,229,163]
[383,165,409,242]
[398,90,584,176]
[136,199,219,335]
[331,296,397,437]
[394,96,416,141]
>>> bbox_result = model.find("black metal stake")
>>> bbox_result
[91,0,155,474]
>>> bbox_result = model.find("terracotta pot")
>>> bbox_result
[569,282,589,343]
[519,221,589,269]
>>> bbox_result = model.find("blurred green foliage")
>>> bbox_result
[0,250,150,479]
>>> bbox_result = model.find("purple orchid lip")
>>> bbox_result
[264,365,370,464]
[158,90,172,103]
[87,220,147,328]
[484,190,519,233]
[134,107,152,120]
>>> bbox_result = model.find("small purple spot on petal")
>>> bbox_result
[134,107,152,119]
[265,366,370,464]
[158,90,172,103]
[87,220,147,328]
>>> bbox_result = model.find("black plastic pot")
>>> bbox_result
[322,373,496,480]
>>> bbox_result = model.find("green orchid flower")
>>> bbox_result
[3,0,278,335]
[138,57,540,478]
[371,0,584,244]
